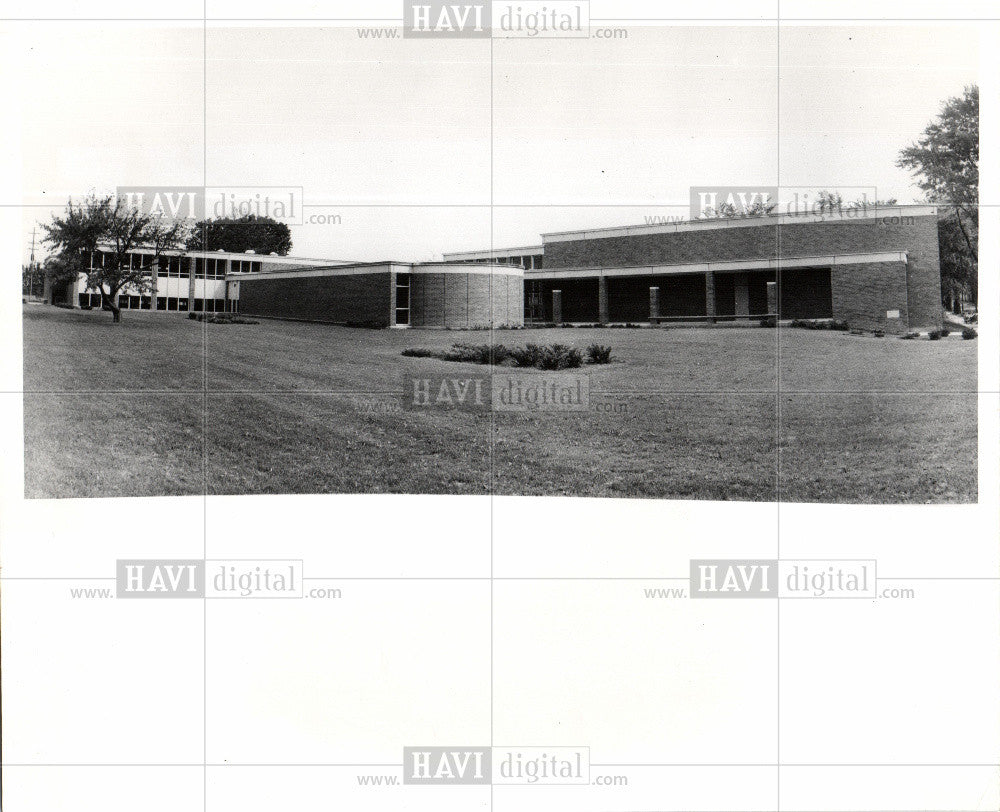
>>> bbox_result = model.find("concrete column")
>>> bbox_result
[552,289,562,325]
[649,286,660,321]
[597,276,609,324]
[187,258,196,311]
[766,281,777,316]
[733,272,750,317]
[150,258,159,310]
[705,272,716,323]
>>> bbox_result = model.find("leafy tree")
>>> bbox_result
[703,199,776,218]
[897,85,978,305]
[22,263,44,297]
[186,214,292,256]
[42,194,187,322]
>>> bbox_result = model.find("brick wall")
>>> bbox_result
[410,272,523,328]
[831,261,909,333]
[544,214,942,330]
[237,271,392,326]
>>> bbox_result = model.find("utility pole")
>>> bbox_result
[28,226,37,298]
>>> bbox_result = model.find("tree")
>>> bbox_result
[185,214,292,256]
[22,263,44,297]
[42,194,188,322]
[897,85,978,305]
[703,199,776,218]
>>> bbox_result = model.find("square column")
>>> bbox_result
[705,272,716,323]
[766,281,777,316]
[733,272,750,317]
[649,286,660,321]
[552,289,562,325]
[598,275,609,324]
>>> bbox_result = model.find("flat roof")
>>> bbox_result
[442,245,545,260]
[541,204,938,243]
[96,244,356,265]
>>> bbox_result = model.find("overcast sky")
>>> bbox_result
[8,23,979,262]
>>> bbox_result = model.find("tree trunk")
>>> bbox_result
[102,291,121,323]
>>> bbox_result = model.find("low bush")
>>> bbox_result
[759,316,777,328]
[900,331,919,340]
[509,344,544,368]
[586,344,612,364]
[962,327,977,340]
[446,343,511,364]
[927,329,943,340]
[873,329,885,338]
[940,327,951,337]
[537,344,582,369]
[191,313,259,325]
[402,342,586,370]
[789,318,849,331]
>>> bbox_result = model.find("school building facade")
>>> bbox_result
[49,205,942,334]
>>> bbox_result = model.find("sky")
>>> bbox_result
[7,22,979,263]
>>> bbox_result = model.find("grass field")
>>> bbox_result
[23,305,978,502]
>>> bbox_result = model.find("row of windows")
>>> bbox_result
[194,258,229,279]
[90,251,263,279]
[470,254,543,269]
[80,293,232,312]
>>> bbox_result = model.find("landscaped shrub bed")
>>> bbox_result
[188,312,259,325]
[402,342,613,370]
[789,319,849,331]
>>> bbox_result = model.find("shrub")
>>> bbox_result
[404,342,586,370]
[927,329,943,340]
[830,320,849,331]
[940,327,951,337]
[192,313,259,324]
[509,344,545,368]
[759,316,777,328]
[873,329,885,338]
[586,344,612,364]
[445,343,510,364]
[962,327,977,340]
[900,331,919,340]
[536,344,582,369]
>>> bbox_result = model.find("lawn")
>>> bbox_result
[22,305,978,502]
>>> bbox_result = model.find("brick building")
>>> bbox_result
[51,204,941,333]
[445,204,943,334]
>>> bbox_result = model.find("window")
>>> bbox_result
[178,298,189,311]
[167,297,178,311]
[193,299,203,312]
[197,258,227,279]
[91,293,104,308]
[395,273,410,326]
[79,293,88,307]
[215,298,226,312]
[157,297,166,311]
[230,259,262,274]
[140,296,152,310]
[119,296,130,309]
[130,295,141,309]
